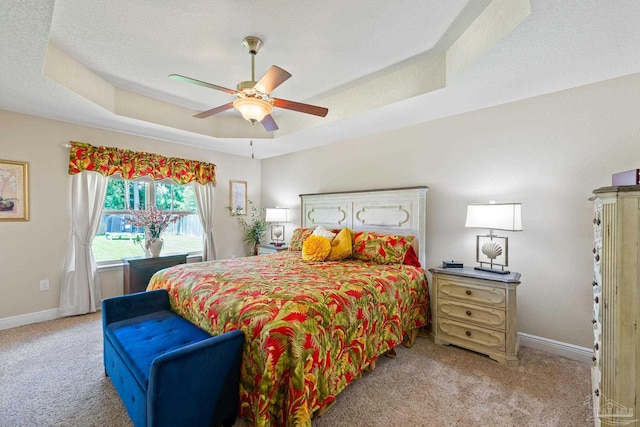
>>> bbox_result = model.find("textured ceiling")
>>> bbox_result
[1,0,639,158]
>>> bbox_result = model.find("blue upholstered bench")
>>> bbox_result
[102,289,245,427]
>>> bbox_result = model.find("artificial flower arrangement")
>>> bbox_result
[126,206,186,253]
[227,200,267,255]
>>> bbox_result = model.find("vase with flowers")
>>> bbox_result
[126,206,186,257]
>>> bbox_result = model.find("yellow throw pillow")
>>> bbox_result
[326,228,352,261]
[302,235,332,261]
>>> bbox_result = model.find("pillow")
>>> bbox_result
[402,245,421,268]
[302,235,332,261]
[312,225,337,242]
[289,228,314,251]
[351,231,415,264]
[326,228,352,261]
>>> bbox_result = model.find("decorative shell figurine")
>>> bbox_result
[481,241,503,260]
[273,228,283,239]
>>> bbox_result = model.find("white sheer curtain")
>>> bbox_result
[59,171,108,316]
[194,182,217,261]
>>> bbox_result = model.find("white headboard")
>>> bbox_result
[300,187,428,268]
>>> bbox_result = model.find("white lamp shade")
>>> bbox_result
[465,203,522,231]
[233,97,273,122]
[265,207,289,222]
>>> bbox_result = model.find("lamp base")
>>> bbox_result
[474,266,510,275]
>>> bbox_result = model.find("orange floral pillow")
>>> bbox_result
[289,228,314,251]
[351,231,415,264]
[302,235,332,261]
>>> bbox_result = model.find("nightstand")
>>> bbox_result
[257,244,289,255]
[122,254,187,294]
[429,267,521,366]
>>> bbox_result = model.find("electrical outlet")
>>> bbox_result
[39,279,49,291]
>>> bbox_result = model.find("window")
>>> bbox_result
[93,178,203,263]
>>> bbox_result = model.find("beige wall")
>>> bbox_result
[261,72,640,348]
[3,72,639,346]
[0,110,260,320]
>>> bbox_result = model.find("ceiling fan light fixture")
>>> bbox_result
[233,97,273,123]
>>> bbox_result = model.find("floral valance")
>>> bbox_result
[68,141,216,185]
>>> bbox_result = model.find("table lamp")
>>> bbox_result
[265,207,289,247]
[465,201,522,274]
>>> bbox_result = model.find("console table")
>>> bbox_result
[122,254,187,294]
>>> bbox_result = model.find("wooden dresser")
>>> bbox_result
[591,186,640,426]
[122,254,187,294]
[430,267,521,366]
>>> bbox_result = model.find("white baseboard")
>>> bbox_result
[519,332,592,364]
[0,308,60,331]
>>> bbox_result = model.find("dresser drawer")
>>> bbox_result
[438,299,506,330]
[437,318,505,352]
[439,279,506,308]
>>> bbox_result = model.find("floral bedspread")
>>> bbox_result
[147,251,430,427]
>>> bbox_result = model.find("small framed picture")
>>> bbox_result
[229,180,247,216]
[476,235,508,267]
[0,160,29,221]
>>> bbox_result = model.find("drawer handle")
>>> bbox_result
[595,254,600,262]
[465,290,472,296]
[592,319,597,324]
[465,331,471,337]
[594,343,599,351]
[594,296,599,304]
[595,389,600,397]
[592,247,596,254]
[592,280,597,287]
[466,310,472,316]
[592,356,597,362]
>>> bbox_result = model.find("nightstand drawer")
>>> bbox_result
[438,299,506,330]
[439,279,506,308]
[437,318,505,352]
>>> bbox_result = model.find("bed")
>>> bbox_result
[147,187,430,427]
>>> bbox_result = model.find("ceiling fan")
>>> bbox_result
[169,36,328,132]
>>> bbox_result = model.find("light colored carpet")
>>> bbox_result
[0,313,593,426]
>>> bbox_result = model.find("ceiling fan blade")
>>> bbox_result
[254,66,292,94]
[272,98,328,117]
[262,114,279,132]
[193,102,234,119]
[169,74,237,95]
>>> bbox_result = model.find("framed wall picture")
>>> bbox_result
[229,180,247,216]
[0,160,29,221]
